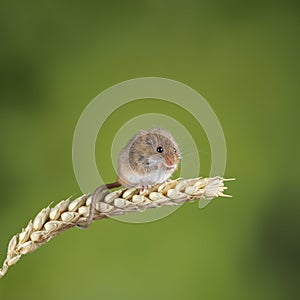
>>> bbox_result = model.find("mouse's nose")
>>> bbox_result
[165,156,175,166]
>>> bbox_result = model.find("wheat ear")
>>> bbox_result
[0,176,234,278]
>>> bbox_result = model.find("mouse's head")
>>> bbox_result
[128,128,180,175]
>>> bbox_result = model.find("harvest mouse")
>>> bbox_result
[79,128,180,228]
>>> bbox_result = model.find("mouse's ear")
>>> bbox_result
[126,129,149,144]
[135,129,149,137]
[151,127,174,139]
[150,127,165,134]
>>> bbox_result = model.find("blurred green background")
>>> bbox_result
[0,1,299,299]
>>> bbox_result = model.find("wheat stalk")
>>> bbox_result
[0,176,233,278]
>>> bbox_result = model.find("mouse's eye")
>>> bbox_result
[156,146,164,153]
[173,147,177,153]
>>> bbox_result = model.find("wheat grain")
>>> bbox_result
[0,176,234,278]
